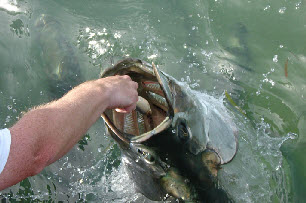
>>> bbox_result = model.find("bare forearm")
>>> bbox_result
[0,75,137,190]
[11,80,109,166]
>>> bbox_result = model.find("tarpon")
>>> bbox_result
[35,14,82,98]
[101,58,238,201]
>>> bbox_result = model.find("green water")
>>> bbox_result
[0,0,305,202]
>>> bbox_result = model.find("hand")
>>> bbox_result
[98,75,138,113]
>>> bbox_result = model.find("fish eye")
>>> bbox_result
[180,125,188,136]
[176,119,191,142]
[138,148,143,154]
[137,148,156,164]
[145,154,155,163]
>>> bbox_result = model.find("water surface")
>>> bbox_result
[0,0,305,202]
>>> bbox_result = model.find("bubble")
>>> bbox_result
[88,32,96,39]
[279,7,286,14]
[5,116,11,123]
[148,54,157,59]
[264,5,271,11]
[113,32,121,39]
[295,2,301,9]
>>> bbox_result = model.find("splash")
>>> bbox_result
[0,0,20,12]
[77,27,162,68]
[192,91,297,202]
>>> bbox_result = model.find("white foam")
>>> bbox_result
[0,0,20,12]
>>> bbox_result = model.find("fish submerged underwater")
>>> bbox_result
[35,14,82,98]
[101,58,238,202]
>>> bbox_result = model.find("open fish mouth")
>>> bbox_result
[101,58,173,147]
[101,58,237,164]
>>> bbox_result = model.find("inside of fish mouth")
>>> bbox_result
[103,68,170,141]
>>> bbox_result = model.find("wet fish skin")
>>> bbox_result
[122,143,167,201]
[101,59,237,202]
[145,128,230,202]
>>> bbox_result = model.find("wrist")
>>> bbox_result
[92,79,114,111]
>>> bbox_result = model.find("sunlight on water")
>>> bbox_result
[77,26,162,68]
[0,0,20,12]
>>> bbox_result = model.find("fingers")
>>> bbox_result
[120,75,138,89]
[102,75,139,112]
[133,81,138,89]
[115,103,137,114]
[121,74,132,81]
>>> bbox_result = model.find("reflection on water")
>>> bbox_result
[0,0,305,202]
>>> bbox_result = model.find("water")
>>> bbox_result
[0,0,305,202]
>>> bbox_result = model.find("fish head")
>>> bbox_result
[100,58,237,201]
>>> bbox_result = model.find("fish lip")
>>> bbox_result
[100,58,153,78]
[101,113,130,146]
[151,62,174,116]
[131,116,172,143]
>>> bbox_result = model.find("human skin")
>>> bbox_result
[0,75,138,191]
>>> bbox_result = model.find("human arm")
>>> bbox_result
[0,75,138,191]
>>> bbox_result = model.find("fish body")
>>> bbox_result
[35,14,82,97]
[101,58,238,201]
